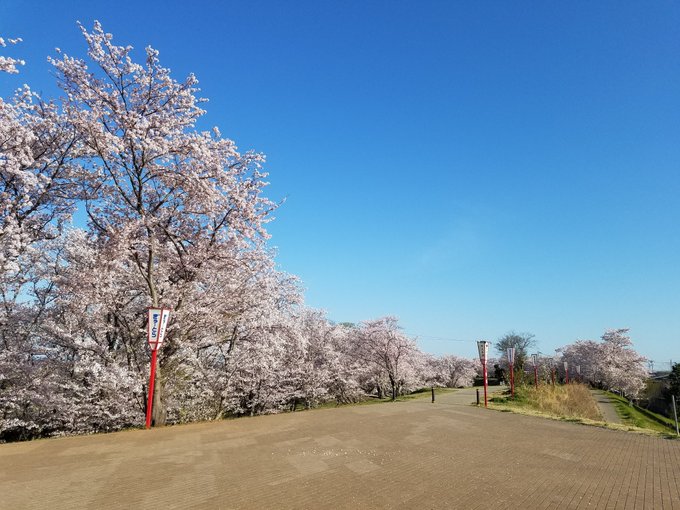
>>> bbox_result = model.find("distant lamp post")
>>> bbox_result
[507,347,516,398]
[551,361,556,388]
[477,341,490,408]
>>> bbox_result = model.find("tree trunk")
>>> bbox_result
[152,365,167,426]
[389,376,397,401]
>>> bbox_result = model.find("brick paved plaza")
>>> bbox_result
[1,389,679,509]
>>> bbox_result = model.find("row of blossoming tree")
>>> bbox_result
[0,25,649,442]
[0,24,480,441]
[557,329,648,398]
[492,329,648,399]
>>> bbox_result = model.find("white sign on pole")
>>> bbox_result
[532,354,538,366]
[477,341,490,363]
[576,365,581,375]
[147,308,171,351]
[507,347,515,365]
[563,361,568,370]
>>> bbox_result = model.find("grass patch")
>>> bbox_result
[381,387,458,402]
[292,387,459,411]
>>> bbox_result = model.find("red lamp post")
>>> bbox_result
[145,307,171,429]
[551,363,556,388]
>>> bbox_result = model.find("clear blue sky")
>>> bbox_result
[2,1,679,364]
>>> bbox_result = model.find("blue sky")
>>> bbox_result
[2,1,679,364]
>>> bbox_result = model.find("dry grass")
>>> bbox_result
[488,384,677,438]
[528,384,602,420]
[493,383,602,421]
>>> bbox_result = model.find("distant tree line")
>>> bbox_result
[493,329,648,399]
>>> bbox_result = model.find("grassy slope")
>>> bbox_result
[489,384,678,438]
[605,391,678,435]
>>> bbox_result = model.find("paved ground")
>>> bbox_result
[591,390,624,424]
[2,388,680,509]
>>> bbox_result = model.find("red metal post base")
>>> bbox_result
[145,349,158,429]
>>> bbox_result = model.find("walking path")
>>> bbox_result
[591,390,624,424]
[2,387,679,509]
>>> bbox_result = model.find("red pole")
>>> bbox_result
[510,363,515,398]
[145,349,158,429]
[534,365,538,389]
[483,360,488,408]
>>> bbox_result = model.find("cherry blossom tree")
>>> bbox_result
[0,34,81,441]
[0,35,24,74]
[427,354,477,388]
[350,317,419,400]
[557,340,599,382]
[323,329,367,404]
[597,329,647,398]
[557,329,647,398]
[47,22,277,425]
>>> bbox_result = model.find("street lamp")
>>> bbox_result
[477,341,490,408]
[531,353,539,389]
[507,347,516,398]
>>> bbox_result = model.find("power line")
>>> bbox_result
[406,333,470,343]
